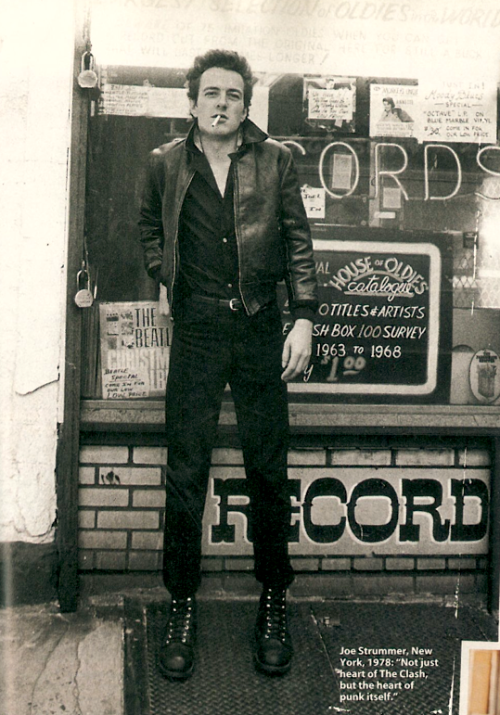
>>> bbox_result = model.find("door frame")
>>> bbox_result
[55,0,91,612]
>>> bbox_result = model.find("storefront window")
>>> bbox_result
[81,0,500,408]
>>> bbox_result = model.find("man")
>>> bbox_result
[139,49,318,680]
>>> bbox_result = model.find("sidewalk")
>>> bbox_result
[0,601,124,715]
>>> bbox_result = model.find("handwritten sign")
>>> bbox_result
[301,185,325,219]
[281,232,451,402]
[100,302,172,399]
[99,84,189,118]
[305,76,356,132]
[308,88,352,121]
[419,79,497,144]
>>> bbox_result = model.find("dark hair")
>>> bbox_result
[383,97,395,108]
[186,49,254,108]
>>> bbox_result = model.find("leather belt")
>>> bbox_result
[190,294,243,311]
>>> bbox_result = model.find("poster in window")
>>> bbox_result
[99,301,172,399]
[370,83,418,138]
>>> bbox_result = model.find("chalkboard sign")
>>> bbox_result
[280,228,452,403]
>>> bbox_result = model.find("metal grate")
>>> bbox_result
[133,600,497,715]
[145,601,336,715]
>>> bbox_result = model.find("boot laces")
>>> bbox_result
[165,597,195,644]
[261,589,287,642]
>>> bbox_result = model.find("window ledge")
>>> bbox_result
[80,399,500,435]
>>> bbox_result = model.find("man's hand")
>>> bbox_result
[281,319,313,382]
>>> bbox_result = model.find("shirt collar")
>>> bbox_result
[185,117,268,156]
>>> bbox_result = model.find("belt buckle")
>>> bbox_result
[229,298,240,311]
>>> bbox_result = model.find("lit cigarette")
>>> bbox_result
[212,115,222,127]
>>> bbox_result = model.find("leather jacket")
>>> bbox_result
[139,118,318,318]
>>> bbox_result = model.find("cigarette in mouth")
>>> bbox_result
[212,115,221,127]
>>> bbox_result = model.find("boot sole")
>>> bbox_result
[253,653,292,676]
[157,660,195,681]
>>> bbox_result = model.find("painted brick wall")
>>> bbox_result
[78,442,490,597]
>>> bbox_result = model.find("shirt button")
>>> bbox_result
[222,237,228,243]
[228,283,233,288]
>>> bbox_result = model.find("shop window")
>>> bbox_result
[80,67,500,409]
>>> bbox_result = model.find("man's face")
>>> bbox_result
[190,67,248,137]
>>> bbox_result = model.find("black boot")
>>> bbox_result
[158,596,197,680]
[254,587,293,675]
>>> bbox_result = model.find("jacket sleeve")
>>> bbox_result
[138,150,165,278]
[278,146,319,319]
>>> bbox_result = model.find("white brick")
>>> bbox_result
[80,446,129,464]
[78,511,96,529]
[132,490,165,508]
[224,558,254,571]
[79,551,94,570]
[331,450,392,466]
[97,511,159,530]
[79,488,129,508]
[201,558,224,572]
[448,558,477,571]
[288,450,326,466]
[95,552,127,570]
[128,552,160,571]
[396,449,454,467]
[79,530,128,550]
[417,558,447,571]
[457,449,491,467]
[322,558,350,571]
[131,531,163,550]
[353,558,384,571]
[79,467,96,484]
[291,558,320,571]
[133,447,167,465]
[385,558,416,571]
[98,466,162,486]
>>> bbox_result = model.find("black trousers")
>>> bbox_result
[163,296,295,598]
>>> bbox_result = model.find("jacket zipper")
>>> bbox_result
[232,161,249,315]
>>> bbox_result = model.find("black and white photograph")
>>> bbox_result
[1,1,500,714]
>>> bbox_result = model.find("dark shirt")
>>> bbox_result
[177,132,240,303]
[176,127,315,321]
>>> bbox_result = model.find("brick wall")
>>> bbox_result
[78,441,490,598]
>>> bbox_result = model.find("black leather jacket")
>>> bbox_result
[139,119,318,318]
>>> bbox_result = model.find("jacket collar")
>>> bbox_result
[238,118,269,144]
[185,117,268,154]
